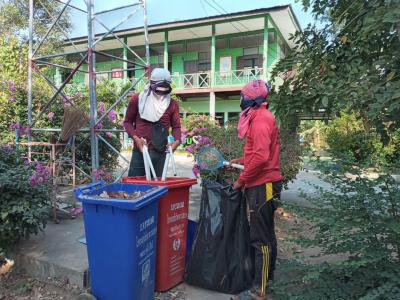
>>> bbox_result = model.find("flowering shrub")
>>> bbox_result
[9,123,30,136]
[180,115,244,183]
[181,114,302,186]
[28,162,52,186]
[0,145,51,253]
[93,166,114,182]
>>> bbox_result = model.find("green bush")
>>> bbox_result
[325,111,383,165]
[272,158,400,299]
[0,145,51,253]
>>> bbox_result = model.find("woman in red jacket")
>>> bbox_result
[123,68,181,177]
[232,80,283,300]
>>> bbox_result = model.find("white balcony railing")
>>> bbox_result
[171,68,264,89]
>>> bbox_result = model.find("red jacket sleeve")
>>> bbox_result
[123,94,139,138]
[238,118,271,186]
[170,101,182,142]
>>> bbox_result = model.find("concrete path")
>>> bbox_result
[14,153,327,299]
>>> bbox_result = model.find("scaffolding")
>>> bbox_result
[27,0,150,183]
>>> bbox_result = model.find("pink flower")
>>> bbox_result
[106,132,113,138]
[193,163,200,177]
[108,110,117,122]
[98,101,105,114]
[62,96,73,106]
[48,112,55,120]
[96,122,103,130]
[186,145,193,153]
[7,80,16,93]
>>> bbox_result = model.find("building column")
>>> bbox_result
[55,67,62,87]
[211,24,216,87]
[123,36,128,81]
[224,111,228,125]
[164,31,168,69]
[263,15,270,80]
[210,92,216,118]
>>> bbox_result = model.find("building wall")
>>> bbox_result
[171,52,199,74]
[69,28,280,84]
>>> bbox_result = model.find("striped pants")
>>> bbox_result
[245,181,282,296]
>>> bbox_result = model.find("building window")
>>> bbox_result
[228,112,239,122]
[198,52,211,72]
[215,113,225,126]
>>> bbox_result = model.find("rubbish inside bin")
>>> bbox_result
[83,187,159,200]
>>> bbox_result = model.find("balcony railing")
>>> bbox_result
[214,68,264,87]
[171,72,211,89]
[171,68,265,90]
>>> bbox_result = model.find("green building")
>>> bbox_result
[63,5,300,125]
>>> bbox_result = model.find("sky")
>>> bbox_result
[68,0,315,38]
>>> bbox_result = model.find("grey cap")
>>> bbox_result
[150,68,171,82]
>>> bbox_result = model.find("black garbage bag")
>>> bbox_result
[185,180,253,294]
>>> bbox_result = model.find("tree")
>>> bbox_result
[268,1,400,298]
[269,0,400,134]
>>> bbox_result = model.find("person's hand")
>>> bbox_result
[233,181,243,190]
[133,136,146,152]
[230,158,241,165]
[168,140,180,152]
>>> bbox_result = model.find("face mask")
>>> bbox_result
[150,80,172,95]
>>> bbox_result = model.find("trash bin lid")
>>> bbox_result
[76,182,168,211]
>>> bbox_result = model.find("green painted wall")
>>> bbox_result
[267,29,278,67]
[171,52,199,74]
[181,98,240,113]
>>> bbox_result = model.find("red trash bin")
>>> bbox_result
[121,176,197,292]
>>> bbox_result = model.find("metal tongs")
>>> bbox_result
[161,136,177,181]
[142,144,157,181]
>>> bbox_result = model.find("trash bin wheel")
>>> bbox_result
[77,292,97,300]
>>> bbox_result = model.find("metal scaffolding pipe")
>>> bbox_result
[92,8,139,47]
[28,0,33,131]
[95,74,145,126]
[142,0,150,67]
[31,54,86,127]
[31,64,72,101]
[94,17,147,66]
[87,0,99,177]
[33,49,87,61]
[54,0,87,13]
[93,50,138,66]
[95,67,142,74]
[27,0,150,181]
[34,60,87,73]
[94,3,140,15]
[97,134,129,164]
[33,0,72,56]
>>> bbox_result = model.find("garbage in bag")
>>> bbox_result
[185,180,253,294]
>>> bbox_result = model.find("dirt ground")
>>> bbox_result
[0,273,84,300]
[0,205,317,300]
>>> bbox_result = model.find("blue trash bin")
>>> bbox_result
[75,181,167,300]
